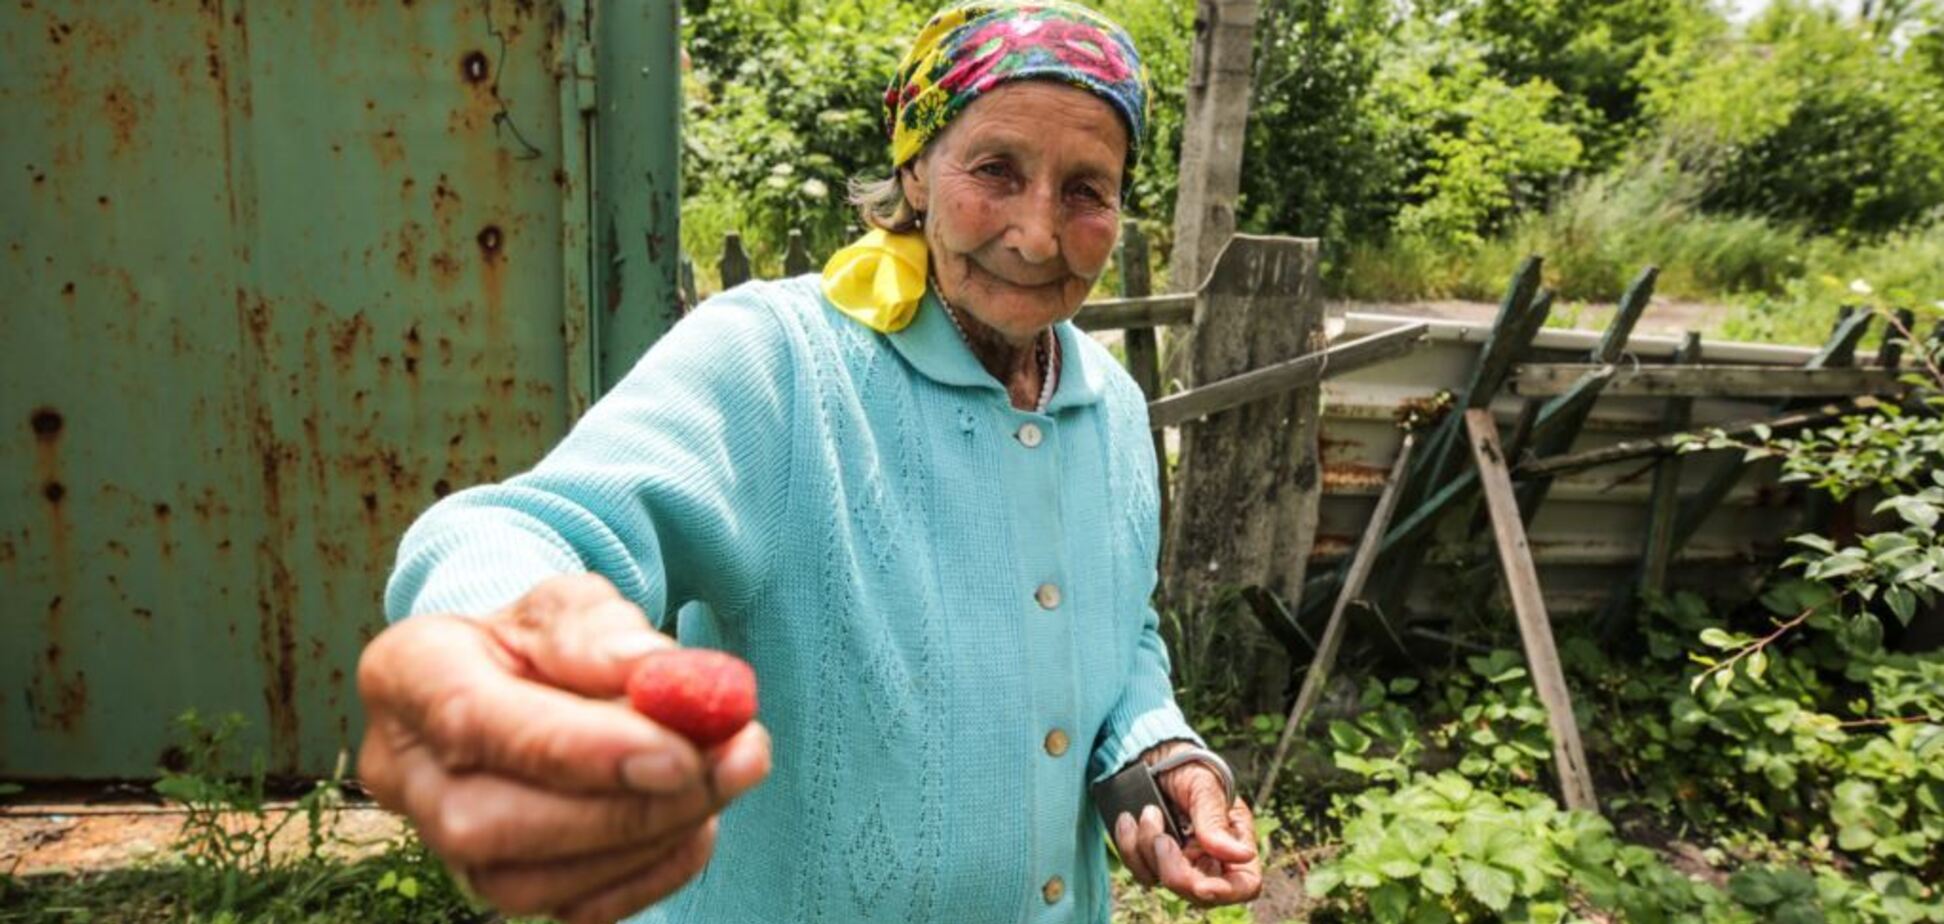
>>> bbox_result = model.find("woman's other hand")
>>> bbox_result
[1111,741,1263,907]
[356,574,771,924]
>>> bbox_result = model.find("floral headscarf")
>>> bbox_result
[821,1,1151,334]
[885,1,1150,174]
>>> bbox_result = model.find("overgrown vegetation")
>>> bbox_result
[679,0,1944,340]
[1173,318,1944,923]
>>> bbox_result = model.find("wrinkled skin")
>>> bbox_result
[356,575,771,924]
[904,81,1264,906]
[901,81,1126,410]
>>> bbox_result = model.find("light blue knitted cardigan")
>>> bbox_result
[384,276,1203,923]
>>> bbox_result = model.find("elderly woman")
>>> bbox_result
[355,2,1263,921]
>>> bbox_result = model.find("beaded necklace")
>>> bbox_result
[938,292,1060,414]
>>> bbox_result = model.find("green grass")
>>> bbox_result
[1335,159,1944,344]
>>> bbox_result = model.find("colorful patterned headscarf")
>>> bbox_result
[822,1,1151,334]
[885,1,1151,174]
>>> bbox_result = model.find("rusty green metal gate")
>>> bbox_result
[1,0,683,778]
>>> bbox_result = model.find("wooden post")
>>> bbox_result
[1255,431,1418,809]
[1161,235,1323,711]
[1464,409,1599,813]
[718,232,752,289]
[679,254,698,313]
[1640,332,1703,598]
[1167,0,1262,294]
[1119,222,1170,531]
[1879,308,1917,369]
[783,229,813,277]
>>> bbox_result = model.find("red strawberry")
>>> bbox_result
[625,649,758,748]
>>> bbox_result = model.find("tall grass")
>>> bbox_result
[1337,158,1944,344]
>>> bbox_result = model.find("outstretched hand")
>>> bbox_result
[356,574,771,924]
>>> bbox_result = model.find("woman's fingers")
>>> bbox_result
[1154,836,1263,906]
[705,722,774,801]
[553,818,721,924]
[394,754,718,866]
[464,819,707,916]
[1113,811,1154,885]
[484,573,676,698]
[1159,765,1256,865]
[358,611,706,795]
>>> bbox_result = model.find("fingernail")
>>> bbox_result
[1141,804,1162,827]
[622,750,697,793]
[602,631,666,662]
[1115,812,1132,837]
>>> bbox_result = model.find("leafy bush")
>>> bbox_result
[1640,1,1944,235]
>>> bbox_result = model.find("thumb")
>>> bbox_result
[486,573,675,698]
[1178,771,1255,864]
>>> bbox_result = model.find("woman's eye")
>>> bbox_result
[975,161,1012,180]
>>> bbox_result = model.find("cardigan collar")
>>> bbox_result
[884,289,1107,412]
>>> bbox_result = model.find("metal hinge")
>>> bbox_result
[574,44,597,113]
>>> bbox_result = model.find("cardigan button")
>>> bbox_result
[1035,583,1061,610]
[1017,422,1043,448]
[1042,875,1065,904]
[1044,728,1069,757]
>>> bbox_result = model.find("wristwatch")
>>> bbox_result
[1090,745,1236,844]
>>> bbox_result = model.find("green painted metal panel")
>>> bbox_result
[1,1,682,779]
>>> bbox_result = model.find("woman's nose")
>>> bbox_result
[1006,187,1061,264]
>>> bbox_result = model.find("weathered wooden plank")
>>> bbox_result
[1415,266,1549,498]
[1256,431,1418,809]
[1118,223,1164,397]
[1671,309,1873,548]
[1513,267,1657,520]
[1147,323,1429,429]
[1351,265,1548,625]
[718,232,752,289]
[1517,396,1882,478]
[1161,235,1322,713]
[783,229,813,276]
[1118,221,1170,531]
[1640,332,1703,599]
[1073,294,1198,331]
[1592,266,1660,364]
[1511,364,1903,398]
[1464,409,1599,813]
[1878,309,1917,370]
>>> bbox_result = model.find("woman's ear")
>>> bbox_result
[898,161,929,216]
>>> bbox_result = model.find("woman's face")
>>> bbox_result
[902,81,1127,345]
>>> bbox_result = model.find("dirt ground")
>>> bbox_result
[0,801,408,876]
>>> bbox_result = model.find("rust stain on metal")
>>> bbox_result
[392,220,425,279]
[28,596,87,732]
[101,83,147,156]
[369,126,405,168]
[1323,462,1393,493]
[328,309,373,370]
[236,290,302,762]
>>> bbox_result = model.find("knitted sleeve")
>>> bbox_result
[382,285,797,628]
[1088,377,1206,783]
